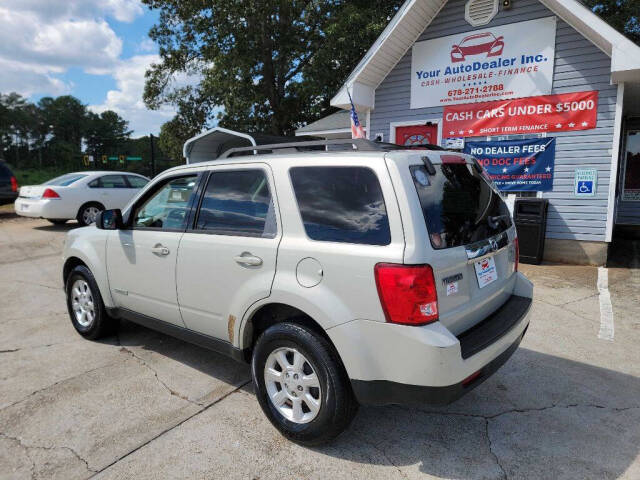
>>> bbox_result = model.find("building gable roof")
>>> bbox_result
[331,0,640,110]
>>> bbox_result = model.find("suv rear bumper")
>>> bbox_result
[327,272,533,406]
[351,323,527,406]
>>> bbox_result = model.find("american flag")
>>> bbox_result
[348,90,366,139]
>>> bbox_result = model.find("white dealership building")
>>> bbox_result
[301,0,640,264]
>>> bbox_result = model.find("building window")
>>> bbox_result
[465,0,499,27]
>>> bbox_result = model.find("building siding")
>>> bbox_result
[370,0,618,242]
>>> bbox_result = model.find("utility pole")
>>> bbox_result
[149,133,156,178]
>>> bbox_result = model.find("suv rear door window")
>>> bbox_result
[195,169,276,238]
[290,166,390,245]
[411,162,511,249]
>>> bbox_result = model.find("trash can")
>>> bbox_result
[514,198,548,265]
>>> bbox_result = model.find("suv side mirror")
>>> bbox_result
[96,209,123,230]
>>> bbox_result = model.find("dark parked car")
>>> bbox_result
[0,161,18,206]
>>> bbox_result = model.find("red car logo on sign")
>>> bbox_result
[481,259,490,270]
[451,32,505,63]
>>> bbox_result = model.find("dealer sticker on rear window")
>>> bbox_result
[474,257,498,288]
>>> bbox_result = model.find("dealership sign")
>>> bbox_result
[411,17,556,109]
[464,138,556,191]
[443,90,599,138]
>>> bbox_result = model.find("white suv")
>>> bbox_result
[62,139,532,444]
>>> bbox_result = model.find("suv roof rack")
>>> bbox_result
[218,138,443,158]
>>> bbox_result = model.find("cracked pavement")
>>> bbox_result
[1,214,639,479]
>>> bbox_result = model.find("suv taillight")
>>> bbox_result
[514,237,519,272]
[374,263,439,326]
[42,188,60,199]
[10,176,17,192]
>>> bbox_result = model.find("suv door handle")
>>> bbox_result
[234,253,263,266]
[151,244,170,256]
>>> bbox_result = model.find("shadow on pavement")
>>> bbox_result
[109,320,251,391]
[0,210,17,221]
[322,347,640,479]
[107,320,640,479]
[33,222,81,232]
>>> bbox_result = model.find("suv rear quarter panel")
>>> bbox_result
[238,154,404,348]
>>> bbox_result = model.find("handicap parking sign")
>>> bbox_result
[574,168,597,197]
[577,181,593,194]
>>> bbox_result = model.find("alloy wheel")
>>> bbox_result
[82,206,101,225]
[71,279,95,327]
[264,347,322,424]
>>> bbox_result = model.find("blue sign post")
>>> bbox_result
[464,138,556,192]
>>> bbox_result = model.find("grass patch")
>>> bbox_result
[12,167,71,186]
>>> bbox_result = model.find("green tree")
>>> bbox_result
[85,110,132,156]
[0,93,31,166]
[142,0,403,136]
[41,95,87,150]
[158,116,200,161]
[0,93,138,170]
[583,0,640,44]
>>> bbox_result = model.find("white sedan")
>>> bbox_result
[15,171,149,226]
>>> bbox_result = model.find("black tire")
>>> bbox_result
[48,219,67,225]
[76,202,104,226]
[252,322,358,445]
[65,265,117,340]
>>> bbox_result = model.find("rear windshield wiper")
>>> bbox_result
[421,156,436,175]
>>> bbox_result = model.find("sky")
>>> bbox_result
[0,0,175,137]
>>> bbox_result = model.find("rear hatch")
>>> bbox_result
[405,153,517,335]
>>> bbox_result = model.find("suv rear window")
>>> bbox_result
[411,163,511,249]
[290,166,390,246]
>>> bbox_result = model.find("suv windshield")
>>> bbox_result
[44,173,87,186]
[411,162,511,249]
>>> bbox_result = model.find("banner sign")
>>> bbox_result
[443,90,598,138]
[411,17,556,109]
[464,138,556,191]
